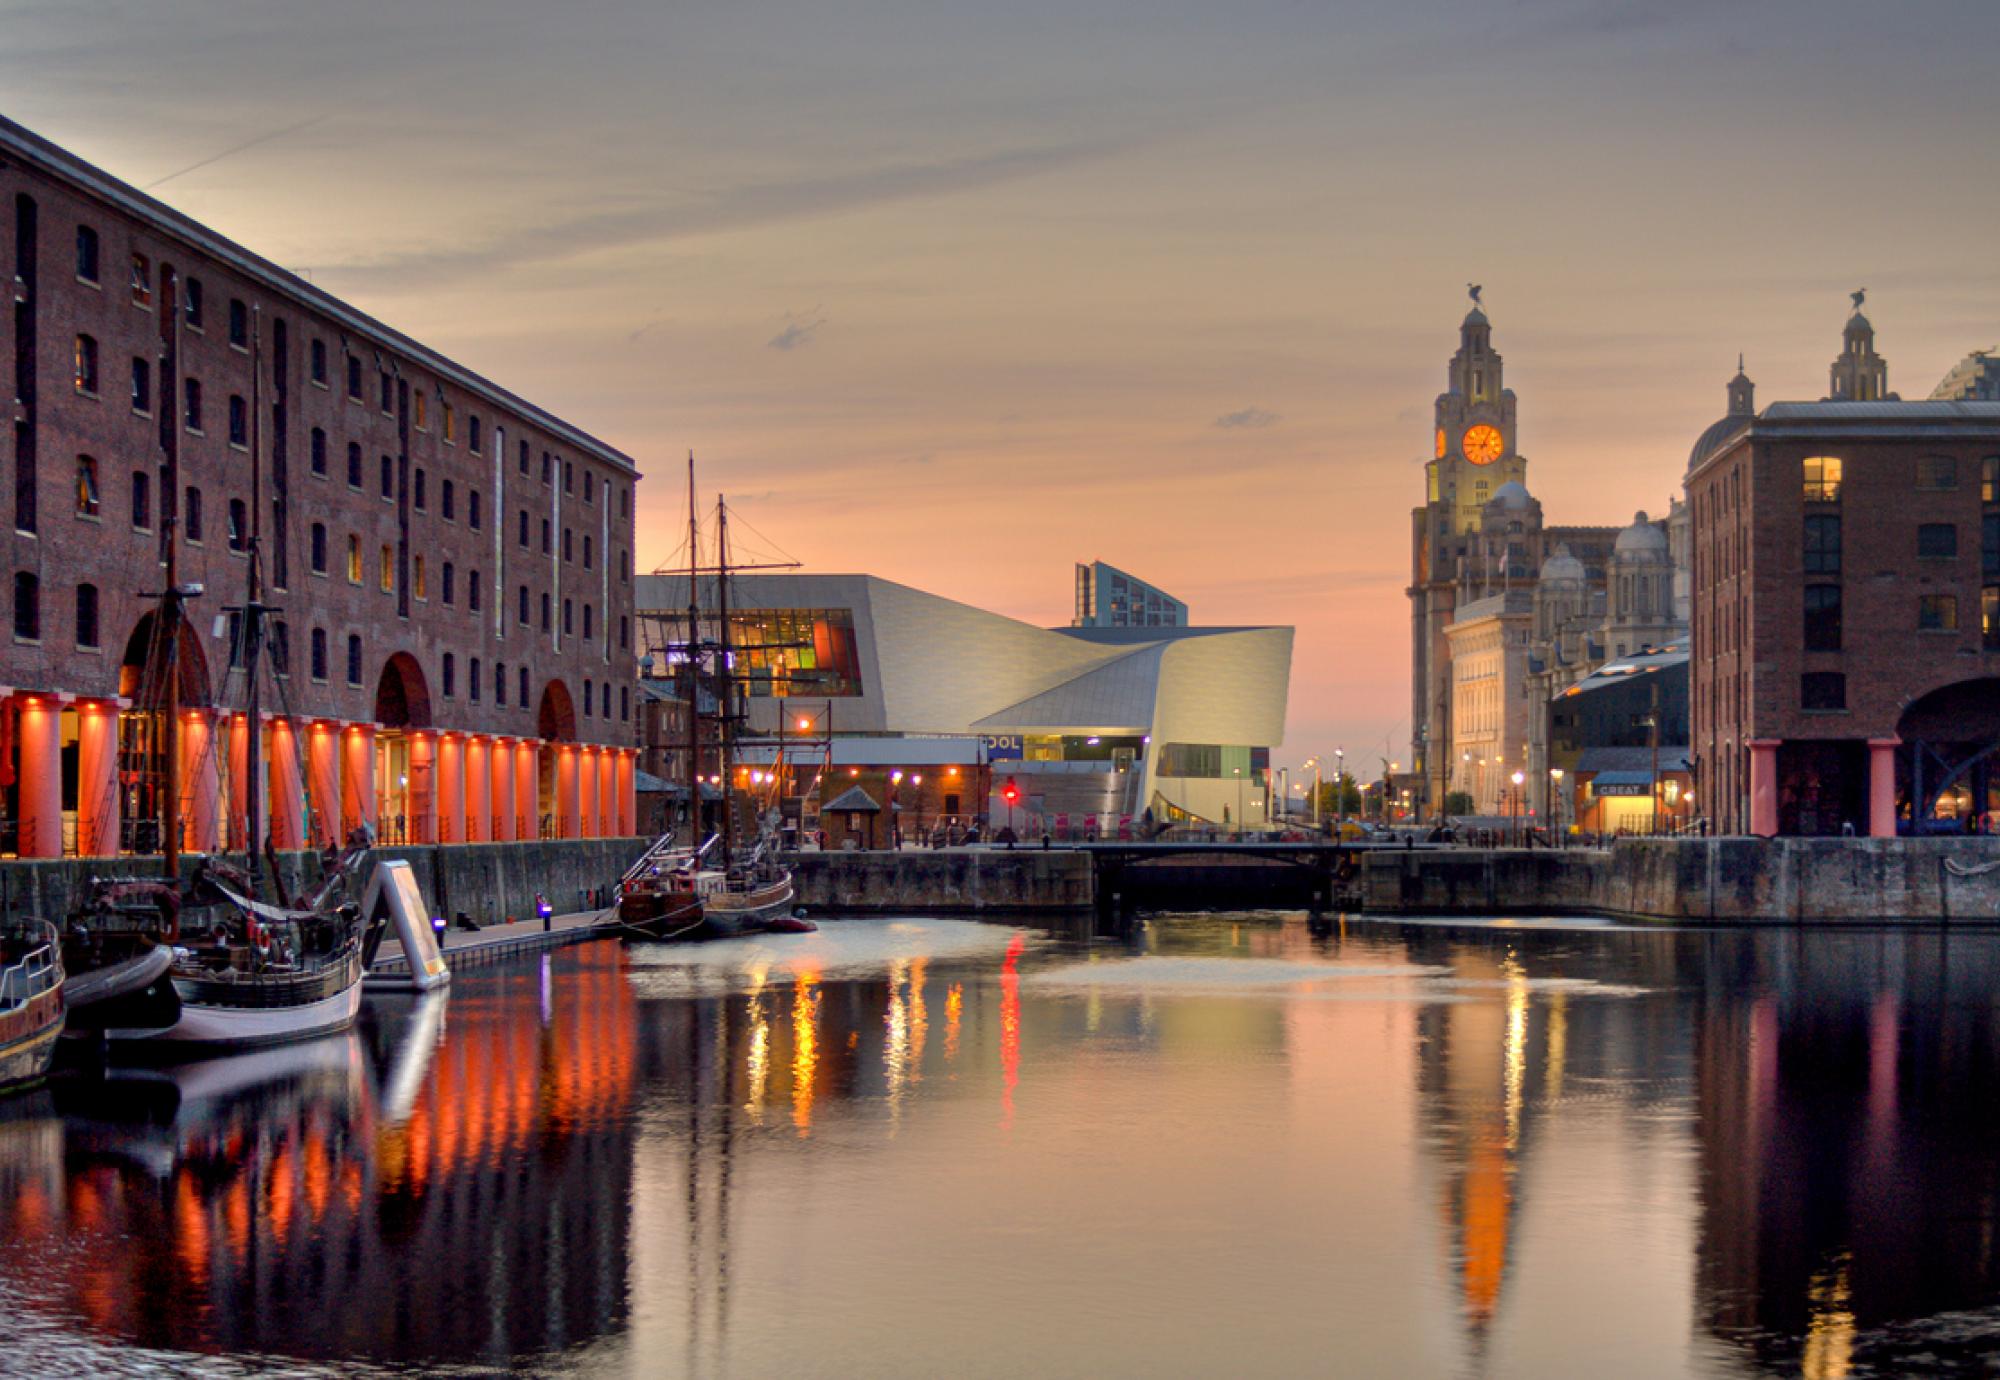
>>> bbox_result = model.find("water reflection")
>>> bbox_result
[7,918,2000,1374]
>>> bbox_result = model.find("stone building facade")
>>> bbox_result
[0,114,640,857]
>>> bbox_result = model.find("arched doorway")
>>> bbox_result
[374,653,433,843]
[101,609,214,853]
[536,681,576,838]
[1897,678,2000,832]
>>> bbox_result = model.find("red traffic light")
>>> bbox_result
[1001,777,1020,805]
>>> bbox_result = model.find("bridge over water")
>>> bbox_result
[1076,839,1446,926]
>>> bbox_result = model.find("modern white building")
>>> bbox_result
[634,573,1292,829]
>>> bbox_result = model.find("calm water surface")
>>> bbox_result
[2,913,1999,1377]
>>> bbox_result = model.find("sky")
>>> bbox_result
[6,0,1999,772]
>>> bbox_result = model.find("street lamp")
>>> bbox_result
[1549,768,1565,846]
[1335,747,1346,832]
[1232,766,1244,839]
[1303,756,1321,830]
[1510,769,1525,846]
[912,773,925,846]
[890,769,904,849]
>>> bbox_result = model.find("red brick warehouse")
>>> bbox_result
[0,114,640,858]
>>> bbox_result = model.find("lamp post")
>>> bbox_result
[1335,747,1346,833]
[1510,769,1525,846]
[912,773,925,847]
[1549,768,1565,847]
[1304,756,1321,831]
[1232,766,1244,839]
[890,769,904,850]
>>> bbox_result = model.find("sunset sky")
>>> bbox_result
[8,0,1998,770]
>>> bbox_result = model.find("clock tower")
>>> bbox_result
[1426,297,1525,535]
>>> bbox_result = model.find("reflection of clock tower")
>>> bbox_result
[1427,302,1525,535]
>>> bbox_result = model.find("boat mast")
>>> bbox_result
[685,452,701,841]
[715,494,734,872]
[160,264,185,886]
[241,306,266,896]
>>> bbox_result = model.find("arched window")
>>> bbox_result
[227,497,247,552]
[13,572,39,641]
[583,678,592,717]
[347,634,363,686]
[442,652,456,698]
[582,603,593,640]
[468,571,481,613]
[469,657,481,703]
[311,522,327,573]
[74,582,97,648]
[380,545,394,592]
[518,585,530,625]
[412,553,426,599]
[311,627,328,680]
[73,334,98,394]
[603,682,612,719]
[347,441,362,488]
[519,666,530,708]
[442,561,455,605]
[496,662,507,705]
[130,470,150,529]
[468,490,481,530]
[183,377,201,431]
[441,480,455,521]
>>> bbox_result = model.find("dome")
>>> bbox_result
[1539,544,1585,584]
[1846,310,1873,335]
[1488,480,1533,511]
[1687,414,1749,472]
[1614,511,1669,557]
[1463,306,1489,329]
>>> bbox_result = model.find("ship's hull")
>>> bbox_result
[702,876,799,937]
[109,949,365,1049]
[0,987,64,1088]
[615,890,706,942]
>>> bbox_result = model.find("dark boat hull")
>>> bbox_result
[615,891,706,942]
[0,985,63,1088]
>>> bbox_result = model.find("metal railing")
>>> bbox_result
[0,926,60,1012]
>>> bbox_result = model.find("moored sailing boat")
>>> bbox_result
[0,921,64,1088]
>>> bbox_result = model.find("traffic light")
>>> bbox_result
[1002,777,1020,807]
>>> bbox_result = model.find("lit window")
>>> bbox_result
[74,455,99,516]
[380,545,394,593]
[415,389,428,429]
[1919,594,1958,631]
[73,334,98,394]
[347,535,362,583]
[1803,456,1842,502]
[413,554,426,599]
[130,252,151,307]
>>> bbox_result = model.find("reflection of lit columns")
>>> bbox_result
[557,745,580,839]
[1749,739,1780,837]
[342,723,376,837]
[307,721,341,847]
[76,698,120,857]
[407,731,438,845]
[227,712,250,852]
[515,741,536,839]
[1868,737,1900,839]
[14,694,63,858]
[268,718,305,850]
[183,710,222,853]
[437,732,464,844]
[579,748,599,838]
[491,737,515,841]
[618,750,636,835]
[465,736,490,843]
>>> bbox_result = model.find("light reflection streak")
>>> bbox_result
[944,982,963,1064]
[1802,1254,1855,1380]
[1544,990,1567,1103]
[1001,932,1024,1126]
[1501,953,1528,1152]
[885,958,910,1123]
[792,973,821,1136]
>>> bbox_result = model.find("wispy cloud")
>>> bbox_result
[1214,407,1279,429]
[768,311,826,351]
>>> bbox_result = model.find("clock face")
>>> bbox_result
[1461,424,1505,466]
[1435,428,1447,460]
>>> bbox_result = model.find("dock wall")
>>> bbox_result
[0,837,647,925]
[1359,837,2000,924]
[790,849,1094,913]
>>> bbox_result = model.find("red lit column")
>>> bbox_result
[307,722,341,847]
[408,732,438,845]
[342,723,376,838]
[227,712,250,853]
[618,751,636,835]
[14,695,62,858]
[76,698,120,857]
[1868,737,1900,839]
[465,736,490,843]
[1749,739,1780,837]
[600,748,619,836]
[516,741,536,839]
[268,718,305,850]
[491,737,516,841]
[183,711,221,854]
[557,745,580,839]
[579,749,599,838]
[437,733,464,845]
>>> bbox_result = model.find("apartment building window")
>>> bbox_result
[519,439,531,476]
[1801,672,1845,711]
[619,615,628,650]
[347,634,363,686]
[519,585,530,625]
[130,357,150,413]
[381,456,394,501]
[347,442,362,488]
[381,372,394,414]
[1803,456,1842,503]
[380,545,394,593]
[469,657,481,703]
[412,467,425,509]
[414,389,427,429]
[74,456,99,517]
[443,403,456,443]
[469,416,482,454]
[310,522,327,574]
[541,592,551,631]
[185,277,203,328]
[347,535,362,583]
[228,394,248,448]
[310,628,328,681]
[563,598,573,635]
[184,487,203,542]
[228,298,248,349]
[1803,584,1841,651]
[130,470,150,529]
[619,488,629,520]
[270,620,290,676]
[542,451,552,484]
[519,666,530,706]
[130,252,151,306]
[496,662,506,705]
[442,480,455,521]
[227,498,247,552]
[468,490,481,530]
[183,378,202,432]
[346,354,362,401]
[1803,514,1841,574]
[75,225,98,282]
[468,571,481,612]
[1986,513,2000,578]
[584,472,595,505]
[1918,456,1959,491]
[1986,586,2000,652]
[518,510,529,547]
[442,652,455,697]
[541,519,551,555]
[583,534,593,570]
[583,679,592,717]
[442,561,455,605]
[582,603,593,640]
[413,554,427,599]
[73,334,98,394]
[75,583,98,649]
[11,573,37,641]
[562,527,572,563]
[310,337,326,384]
[1984,456,2000,504]
[1918,523,1958,560]
[620,685,629,722]
[311,428,327,476]
[1919,594,1959,632]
